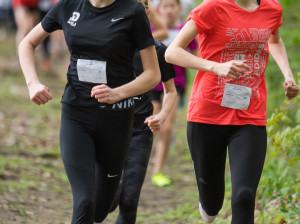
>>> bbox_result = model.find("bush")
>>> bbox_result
[258,73,300,223]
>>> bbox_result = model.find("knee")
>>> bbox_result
[94,210,109,224]
[232,187,255,209]
[161,124,173,136]
[118,200,137,221]
[76,197,94,214]
[120,195,139,209]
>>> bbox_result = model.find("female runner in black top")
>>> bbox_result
[108,2,176,223]
[113,39,176,224]
[18,0,160,223]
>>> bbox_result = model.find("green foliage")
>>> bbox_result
[266,0,300,115]
[258,74,300,223]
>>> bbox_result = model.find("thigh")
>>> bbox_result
[60,104,96,174]
[94,108,134,222]
[60,104,97,224]
[187,122,229,214]
[228,125,267,192]
[95,108,134,174]
[187,122,228,183]
[123,132,153,192]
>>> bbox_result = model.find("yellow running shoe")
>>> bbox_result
[152,173,171,187]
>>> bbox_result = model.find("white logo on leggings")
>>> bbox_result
[108,174,118,178]
[112,98,134,109]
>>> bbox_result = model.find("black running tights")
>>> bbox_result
[116,131,153,224]
[187,122,267,224]
[60,103,134,224]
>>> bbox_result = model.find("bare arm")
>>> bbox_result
[269,31,299,100]
[19,23,53,105]
[165,20,249,80]
[145,78,177,132]
[92,45,161,103]
[148,2,168,41]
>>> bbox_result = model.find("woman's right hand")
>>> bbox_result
[213,60,250,80]
[28,82,52,105]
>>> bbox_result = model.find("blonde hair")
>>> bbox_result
[137,0,149,9]
[159,0,181,5]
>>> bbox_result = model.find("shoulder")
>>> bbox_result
[262,0,282,17]
[196,0,222,8]
[61,0,79,5]
[263,0,282,11]
[192,0,222,14]
[115,0,146,19]
[264,0,282,7]
[117,0,143,12]
[54,0,80,8]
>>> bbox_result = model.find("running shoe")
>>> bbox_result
[199,202,217,223]
[151,173,171,187]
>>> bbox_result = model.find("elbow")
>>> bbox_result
[18,38,34,57]
[148,68,160,89]
[152,70,161,87]
[18,39,25,56]
[165,47,174,64]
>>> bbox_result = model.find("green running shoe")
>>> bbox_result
[152,173,171,187]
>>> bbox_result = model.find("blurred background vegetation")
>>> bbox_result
[0,0,299,223]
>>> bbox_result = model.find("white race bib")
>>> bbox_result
[77,59,107,84]
[221,83,252,110]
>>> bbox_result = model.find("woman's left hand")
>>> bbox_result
[283,79,299,100]
[91,85,121,104]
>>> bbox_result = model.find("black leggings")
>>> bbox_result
[187,122,267,224]
[115,131,153,224]
[60,103,134,224]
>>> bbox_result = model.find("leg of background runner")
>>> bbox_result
[187,122,229,216]
[152,95,179,175]
[228,125,267,224]
[94,109,134,223]
[14,6,38,54]
[116,132,153,224]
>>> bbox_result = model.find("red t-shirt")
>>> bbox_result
[12,0,39,9]
[187,0,282,126]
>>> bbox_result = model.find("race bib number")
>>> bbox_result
[77,59,107,84]
[221,83,252,110]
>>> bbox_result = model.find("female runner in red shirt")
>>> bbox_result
[165,0,299,223]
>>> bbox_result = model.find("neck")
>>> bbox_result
[88,0,115,8]
[234,0,256,5]
[233,0,259,10]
